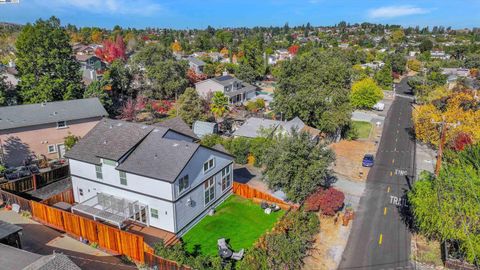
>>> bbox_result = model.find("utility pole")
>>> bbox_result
[432,117,459,176]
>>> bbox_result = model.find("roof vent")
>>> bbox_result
[41,101,47,107]
[153,129,159,132]
[109,124,113,129]
[116,123,123,127]
[103,140,108,145]
[154,153,158,159]
[173,143,179,147]
[141,125,148,129]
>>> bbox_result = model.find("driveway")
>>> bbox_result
[0,210,136,270]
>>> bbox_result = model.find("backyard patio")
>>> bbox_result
[182,195,285,256]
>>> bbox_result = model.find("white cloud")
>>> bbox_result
[37,0,163,16]
[368,5,429,19]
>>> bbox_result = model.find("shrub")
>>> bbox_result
[200,134,224,148]
[223,137,251,164]
[304,187,345,215]
[238,210,319,270]
[407,59,422,72]
[450,132,473,151]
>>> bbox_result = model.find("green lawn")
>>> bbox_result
[182,195,284,256]
[352,121,372,139]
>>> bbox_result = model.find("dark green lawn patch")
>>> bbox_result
[182,195,284,256]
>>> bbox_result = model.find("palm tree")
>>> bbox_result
[210,91,229,120]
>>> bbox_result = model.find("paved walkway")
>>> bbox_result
[0,210,136,270]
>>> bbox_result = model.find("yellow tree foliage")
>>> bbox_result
[391,29,405,43]
[171,40,182,53]
[407,59,422,72]
[91,30,103,44]
[413,91,480,146]
[220,47,229,57]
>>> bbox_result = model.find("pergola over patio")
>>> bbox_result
[72,192,147,229]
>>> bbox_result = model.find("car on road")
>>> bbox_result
[362,154,375,167]
[372,102,385,111]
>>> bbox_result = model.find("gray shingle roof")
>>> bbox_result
[0,244,42,270]
[64,119,155,164]
[155,117,198,139]
[117,132,199,182]
[0,220,22,240]
[187,56,206,66]
[0,98,108,130]
[232,118,280,138]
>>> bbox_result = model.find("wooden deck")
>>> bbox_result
[126,223,179,247]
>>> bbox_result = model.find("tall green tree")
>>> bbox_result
[350,78,384,109]
[408,144,480,264]
[83,80,113,113]
[176,87,207,125]
[16,17,83,103]
[210,91,229,120]
[375,62,393,89]
[236,63,257,84]
[262,131,335,202]
[131,44,188,99]
[0,75,15,106]
[272,50,352,134]
[104,60,132,97]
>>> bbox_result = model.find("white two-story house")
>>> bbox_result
[65,118,234,236]
[195,74,257,104]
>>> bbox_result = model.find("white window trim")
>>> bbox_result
[95,165,103,180]
[204,177,215,206]
[119,171,127,186]
[47,144,57,153]
[178,175,189,194]
[221,165,232,192]
[56,120,68,129]
[203,158,215,173]
[150,208,159,219]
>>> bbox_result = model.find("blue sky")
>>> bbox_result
[0,0,479,29]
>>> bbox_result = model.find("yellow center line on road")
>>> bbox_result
[387,186,391,193]
[392,159,395,164]
[390,171,393,176]
[378,234,383,245]
[384,207,387,215]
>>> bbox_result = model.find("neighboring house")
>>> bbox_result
[0,98,108,167]
[233,117,321,141]
[155,116,198,140]
[65,119,234,236]
[187,56,206,74]
[195,75,257,104]
[268,49,293,65]
[430,50,451,60]
[76,55,106,85]
[193,121,218,138]
[361,61,385,70]
[0,243,80,270]
[72,44,95,56]
[441,68,470,77]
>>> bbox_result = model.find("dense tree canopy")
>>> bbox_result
[350,77,384,109]
[131,44,188,99]
[16,16,83,103]
[262,131,335,202]
[175,87,207,125]
[408,144,480,264]
[272,50,352,134]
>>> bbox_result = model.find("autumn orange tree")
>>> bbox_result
[171,40,182,53]
[95,35,126,63]
[413,91,480,147]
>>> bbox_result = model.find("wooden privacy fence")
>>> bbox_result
[0,165,70,193]
[41,188,75,205]
[233,182,294,210]
[144,243,192,270]
[0,189,32,212]
[30,201,145,263]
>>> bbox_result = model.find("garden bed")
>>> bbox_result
[181,195,284,256]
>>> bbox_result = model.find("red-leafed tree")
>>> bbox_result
[95,35,126,63]
[288,44,299,55]
[187,68,208,84]
[152,100,174,114]
[451,132,473,151]
[119,98,136,121]
[304,187,345,215]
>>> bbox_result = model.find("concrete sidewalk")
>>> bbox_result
[415,143,436,178]
[0,210,136,270]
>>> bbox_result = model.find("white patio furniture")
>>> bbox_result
[231,249,245,261]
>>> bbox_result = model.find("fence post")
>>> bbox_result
[32,174,37,190]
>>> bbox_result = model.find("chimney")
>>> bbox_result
[222,69,228,76]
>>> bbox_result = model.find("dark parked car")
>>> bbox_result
[362,154,375,167]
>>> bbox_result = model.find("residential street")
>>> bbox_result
[339,77,415,270]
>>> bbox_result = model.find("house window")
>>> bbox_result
[119,171,127,186]
[95,165,103,179]
[179,175,189,193]
[203,158,215,173]
[221,165,232,191]
[57,121,67,128]
[204,178,215,205]
[47,145,57,153]
[151,208,159,219]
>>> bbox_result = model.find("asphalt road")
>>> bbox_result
[339,78,416,270]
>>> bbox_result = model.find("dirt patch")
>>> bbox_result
[330,140,376,181]
[303,214,351,270]
[412,234,444,268]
